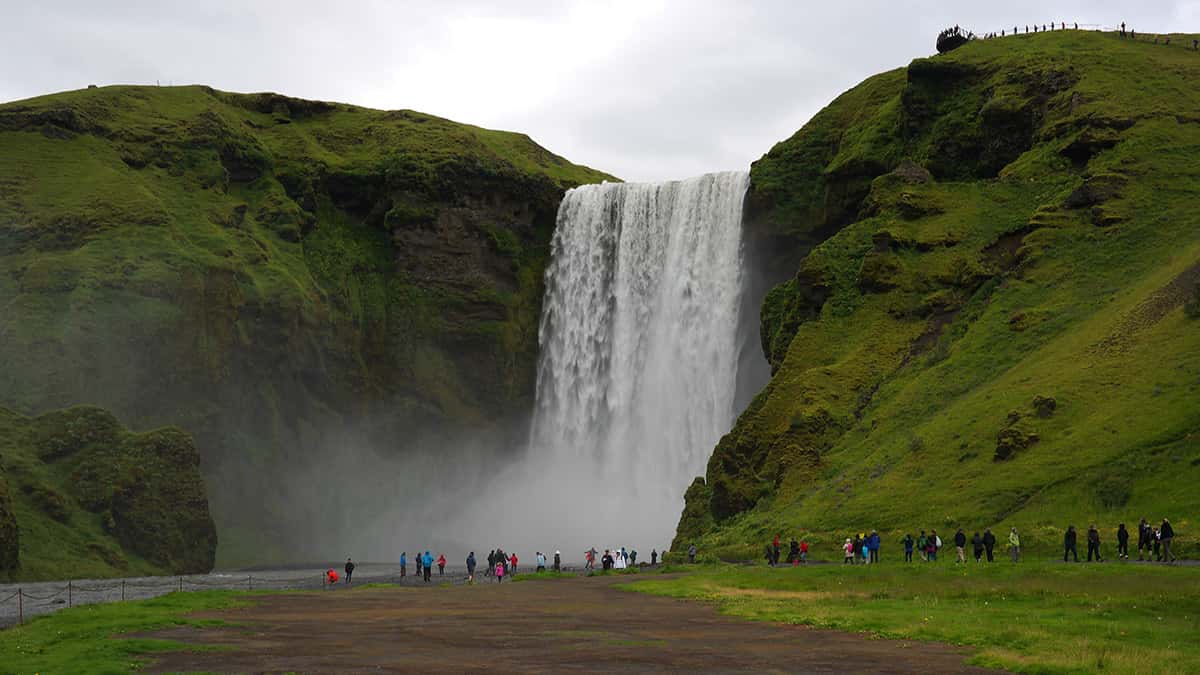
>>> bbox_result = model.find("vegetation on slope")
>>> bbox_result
[678,30,1200,557]
[628,563,1200,673]
[0,406,216,581]
[0,85,613,564]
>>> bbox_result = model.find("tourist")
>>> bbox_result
[1160,519,1176,563]
[650,549,658,566]
[983,529,997,562]
[930,530,941,562]
[1121,21,1126,37]
[861,538,870,564]
[345,557,355,585]
[773,534,781,565]
[765,543,775,567]
[326,568,338,585]
[1064,526,1079,562]
[902,533,915,562]
[1117,523,1130,560]
[422,551,433,582]
[971,532,984,562]
[585,548,597,570]
[495,560,505,582]
[869,530,880,564]
[467,551,477,583]
[1009,528,1021,562]
[602,550,614,571]
[688,544,697,563]
[954,529,967,563]
[630,550,637,566]
[854,533,864,563]
[917,531,928,562]
[400,551,407,578]
[1153,527,1161,561]
[554,550,562,571]
[843,538,854,564]
[536,551,546,572]
[788,539,800,564]
[800,540,809,563]
[415,551,423,578]
[1137,519,1151,560]
[1193,39,1198,51]
[1087,525,1103,562]
[510,552,519,575]
[437,553,446,576]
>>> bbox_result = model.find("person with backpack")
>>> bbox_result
[799,540,809,563]
[860,538,870,564]
[971,532,984,562]
[688,544,697,563]
[422,551,434,582]
[1116,523,1130,560]
[843,538,854,564]
[415,550,423,578]
[1086,525,1103,562]
[788,539,800,564]
[487,550,496,576]
[1009,528,1021,562]
[982,529,997,562]
[437,553,446,576]
[467,551,477,583]
[536,551,547,572]
[902,534,915,562]
[917,531,929,562]
[400,551,407,578]
[495,559,505,582]
[954,529,968,563]
[344,557,356,585]
[510,552,519,575]
[1064,526,1079,562]
[869,531,881,563]
[930,530,941,562]
[1160,518,1176,563]
[1137,519,1151,560]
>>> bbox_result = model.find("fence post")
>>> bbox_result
[17,589,22,625]
[178,576,183,593]
[121,580,126,602]
[68,580,72,608]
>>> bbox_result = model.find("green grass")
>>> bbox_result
[682,30,1200,561]
[0,590,244,674]
[625,563,1200,673]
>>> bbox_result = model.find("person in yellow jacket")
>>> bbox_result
[1008,528,1021,562]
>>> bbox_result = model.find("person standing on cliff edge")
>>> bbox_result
[344,557,356,584]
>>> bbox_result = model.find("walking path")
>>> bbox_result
[143,575,996,673]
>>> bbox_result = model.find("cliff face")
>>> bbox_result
[678,31,1200,556]
[0,85,613,563]
[0,406,216,580]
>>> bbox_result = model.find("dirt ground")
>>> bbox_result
[145,575,996,674]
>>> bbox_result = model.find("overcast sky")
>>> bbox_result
[3,1,1196,181]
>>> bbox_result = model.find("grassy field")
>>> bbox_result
[0,590,243,674]
[626,562,1200,673]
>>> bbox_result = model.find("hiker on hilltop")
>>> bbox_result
[902,533,915,562]
[917,531,929,562]
[467,551,477,583]
[510,552,519,575]
[688,544,697,563]
[1087,525,1103,562]
[536,551,546,572]
[1009,528,1021,562]
[326,568,338,585]
[495,559,505,582]
[487,550,495,576]
[1160,519,1176,563]
[554,550,562,571]
[930,530,942,562]
[983,529,997,562]
[602,549,614,571]
[1064,526,1079,562]
[345,557,356,585]
[788,539,799,564]
[800,539,809,563]
[415,550,423,578]
[869,531,881,563]
[860,537,870,564]
[843,538,855,564]
[422,551,433,582]
[400,552,408,578]
[1116,524,1130,560]
[954,529,968,563]
[1152,527,1162,560]
[971,532,984,562]
[437,553,446,576]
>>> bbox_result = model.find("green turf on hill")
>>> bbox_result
[0,405,216,581]
[677,30,1200,559]
[0,85,613,565]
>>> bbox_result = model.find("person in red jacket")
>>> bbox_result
[437,554,446,576]
[326,569,338,585]
[509,552,518,575]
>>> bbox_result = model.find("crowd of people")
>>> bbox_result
[941,19,1196,49]
[753,517,1180,567]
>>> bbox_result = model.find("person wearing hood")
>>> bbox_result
[1086,525,1103,562]
[954,529,968,563]
[510,552,519,575]
[1009,528,1021,562]
[1137,518,1151,561]
[422,551,434,582]
[344,557,356,584]
[982,529,997,562]
[1064,526,1079,562]
[437,553,446,576]
[1116,523,1130,560]
[1160,518,1176,563]
[971,532,984,562]
[843,538,854,564]
[399,552,407,578]
[868,531,881,563]
[650,549,658,566]
[536,551,546,572]
[326,568,338,585]
[554,550,561,571]
[602,550,614,571]
[466,551,477,583]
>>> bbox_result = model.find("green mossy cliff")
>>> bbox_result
[0,85,613,563]
[678,31,1200,557]
[0,406,216,581]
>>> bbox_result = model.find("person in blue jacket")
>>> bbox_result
[422,551,434,582]
[868,531,881,563]
[399,552,407,578]
[466,551,477,583]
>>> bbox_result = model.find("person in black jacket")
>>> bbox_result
[954,529,968,563]
[1116,523,1130,560]
[971,532,984,562]
[982,529,997,562]
[1160,519,1176,563]
[1086,525,1103,562]
[1064,525,1079,562]
[344,557,356,585]
[1137,519,1150,560]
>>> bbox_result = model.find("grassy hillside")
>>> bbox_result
[0,406,216,581]
[0,85,613,564]
[677,30,1200,558]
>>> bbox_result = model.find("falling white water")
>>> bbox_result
[523,171,752,550]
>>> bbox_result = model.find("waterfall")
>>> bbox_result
[528,171,752,547]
